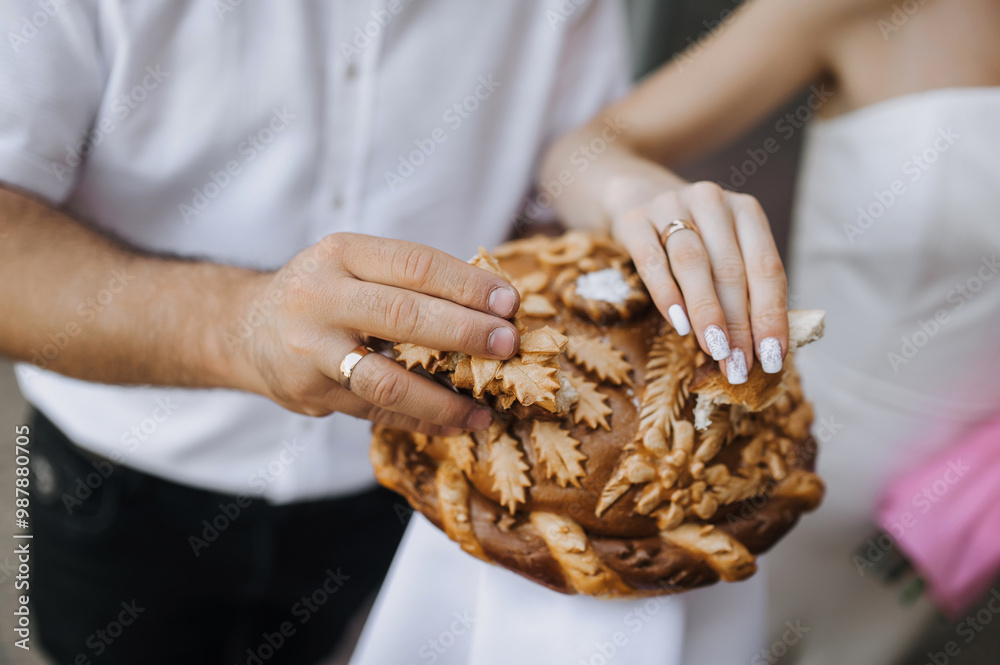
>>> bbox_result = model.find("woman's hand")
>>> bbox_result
[613,181,789,384]
[227,233,521,435]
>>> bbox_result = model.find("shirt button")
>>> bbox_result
[345,62,358,79]
[332,194,344,209]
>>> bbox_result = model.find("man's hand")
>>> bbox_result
[0,188,517,435]
[228,234,521,435]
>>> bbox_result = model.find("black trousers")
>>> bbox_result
[27,410,406,665]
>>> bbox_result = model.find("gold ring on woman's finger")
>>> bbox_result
[658,219,700,246]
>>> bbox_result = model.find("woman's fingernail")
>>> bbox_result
[488,287,517,317]
[704,325,731,360]
[467,408,494,430]
[759,337,783,374]
[667,304,691,336]
[727,348,748,385]
[488,327,516,358]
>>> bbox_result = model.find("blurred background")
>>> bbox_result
[1,1,996,663]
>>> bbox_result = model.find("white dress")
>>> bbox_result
[769,87,1000,664]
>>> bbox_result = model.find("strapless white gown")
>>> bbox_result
[769,87,1000,664]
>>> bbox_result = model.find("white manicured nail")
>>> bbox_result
[759,337,783,374]
[704,325,730,360]
[727,348,747,384]
[667,305,691,336]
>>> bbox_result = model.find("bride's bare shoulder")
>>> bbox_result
[818,0,1000,114]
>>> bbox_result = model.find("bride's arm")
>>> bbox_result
[543,0,861,380]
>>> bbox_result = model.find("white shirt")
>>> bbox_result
[0,0,630,502]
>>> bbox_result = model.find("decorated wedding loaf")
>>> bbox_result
[370,231,826,598]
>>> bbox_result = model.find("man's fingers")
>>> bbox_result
[330,386,469,437]
[614,210,691,335]
[328,234,519,318]
[729,192,789,374]
[333,350,494,431]
[337,281,520,360]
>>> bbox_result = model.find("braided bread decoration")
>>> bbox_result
[370,231,825,598]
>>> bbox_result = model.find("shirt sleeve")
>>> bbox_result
[0,1,105,203]
[540,0,632,146]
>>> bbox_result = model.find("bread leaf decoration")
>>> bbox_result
[567,372,612,430]
[395,343,441,371]
[497,357,560,407]
[595,329,697,516]
[531,421,586,488]
[450,355,474,390]
[519,326,568,364]
[470,247,512,280]
[444,433,477,476]
[487,424,531,514]
[521,293,557,317]
[492,234,556,259]
[497,393,517,410]
[513,271,549,295]
[595,455,656,516]
[694,412,732,465]
[565,335,632,386]
[635,331,693,442]
[470,357,502,396]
